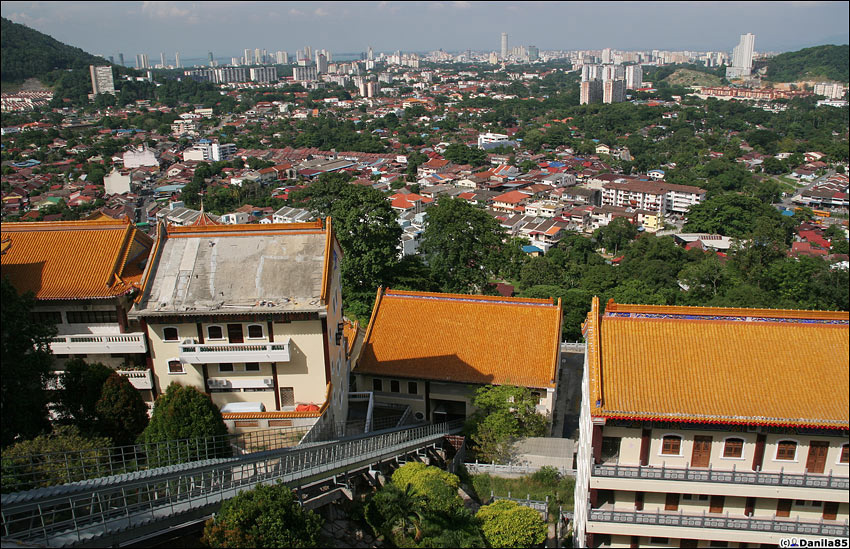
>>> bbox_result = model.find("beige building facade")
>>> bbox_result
[574,299,849,548]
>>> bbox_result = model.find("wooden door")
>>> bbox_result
[634,491,644,511]
[744,497,756,517]
[691,436,713,468]
[823,501,838,521]
[227,323,244,343]
[665,492,680,511]
[776,499,792,517]
[805,441,829,474]
[639,428,651,466]
[751,433,766,471]
[709,495,725,514]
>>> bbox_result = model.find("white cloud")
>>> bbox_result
[289,7,305,16]
[314,7,329,16]
[141,1,190,19]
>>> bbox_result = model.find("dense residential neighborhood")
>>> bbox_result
[1,6,849,549]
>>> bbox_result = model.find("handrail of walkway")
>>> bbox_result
[0,424,314,494]
[0,420,464,547]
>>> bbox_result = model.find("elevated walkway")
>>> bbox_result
[1,421,463,548]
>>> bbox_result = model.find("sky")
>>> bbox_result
[2,1,848,61]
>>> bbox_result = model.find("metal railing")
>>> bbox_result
[465,460,576,477]
[179,341,290,363]
[1,426,312,494]
[593,463,850,490]
[49,333,147,354]
[588,507,849,537]
[1,420,465,547]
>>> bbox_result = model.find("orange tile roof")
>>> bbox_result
[584,299,849,429]
[355,289,562,388]
[1,219,153,300]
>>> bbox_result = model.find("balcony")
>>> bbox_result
[49,333,147,355]
[593,463,849,491]
[588,507,848,538]
[115,369,154,390]
[179,339,290,364]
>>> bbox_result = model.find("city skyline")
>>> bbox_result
[2,1,848,61]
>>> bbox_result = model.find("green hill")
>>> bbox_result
[765,44,849,83]
[664,68,722,87]
[1,17,109,83]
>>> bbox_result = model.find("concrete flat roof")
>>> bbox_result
[136,229,327,316]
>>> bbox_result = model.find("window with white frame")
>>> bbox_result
[207,325,224,340]
[247,324,264,339]
[167,359,184,374]
[163,327,179,341]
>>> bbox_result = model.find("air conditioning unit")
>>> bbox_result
[182,338,198,344]
[263,378,274,387]
[208,379,228,388]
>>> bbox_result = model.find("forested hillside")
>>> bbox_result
[1,17,109,82]
[765,44,849,82]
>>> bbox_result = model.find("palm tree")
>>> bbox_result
[365,483,425,543]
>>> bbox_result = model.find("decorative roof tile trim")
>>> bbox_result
[362,286,385,347]
[222,411,322,420]
[320,217,332,304]
[167,230,326,239]
[605,300,849,321]
[384,291,557,308]
[135,222,166,304]
[167,220,324,235]
[105,222,133,288]
[584,296,603,410]
[596,410,849,430]
[550,297,563,384]
[384,289,555,305]
[606,312,849,325]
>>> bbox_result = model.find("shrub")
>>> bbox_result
[477,499,547,548]
[202,483,323,547]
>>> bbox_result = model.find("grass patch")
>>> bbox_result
[470,471,575,517]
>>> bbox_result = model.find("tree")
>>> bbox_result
[95,373,149,446]
[1,277,56,447]
[291,173,402,314]
[1,426,112,492]
[443,143,487,167]
[476,499,547,548]
[138,384,228,464]
[420,197,505,293]
[467,385,547,463]
[365,482,425,544]
[56,359,114,433]
[391,462,463,514]
[684,194,781,238]
[593,217,637,256]
[202,482,323,548]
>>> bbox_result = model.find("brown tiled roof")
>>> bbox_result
[355,289,562,388]
[583,298,849,429]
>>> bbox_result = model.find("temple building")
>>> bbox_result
[353,289,563,427]
[129,218,350,433]
[1,217,156,407]
[573,298,849,548]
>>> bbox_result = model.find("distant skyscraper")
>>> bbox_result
[108,55,114,64]
[208,51,214,66]
[175,52,181,68]
[244,49,252,65]
[580,80,602,105]
[625,65,643,89]
[135,54,149,69]
[304,46,312,61]
[602,48,612,64]
[726,32,755,79]
[89,65,115,95]
[603,79,625,104]
[368,46,374,61]
[528,45,539,62]
[316,53,328,74]
[160,52,166,67]
[501,32,508,59]
[118,53,124,66]
[254,48,262,64]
